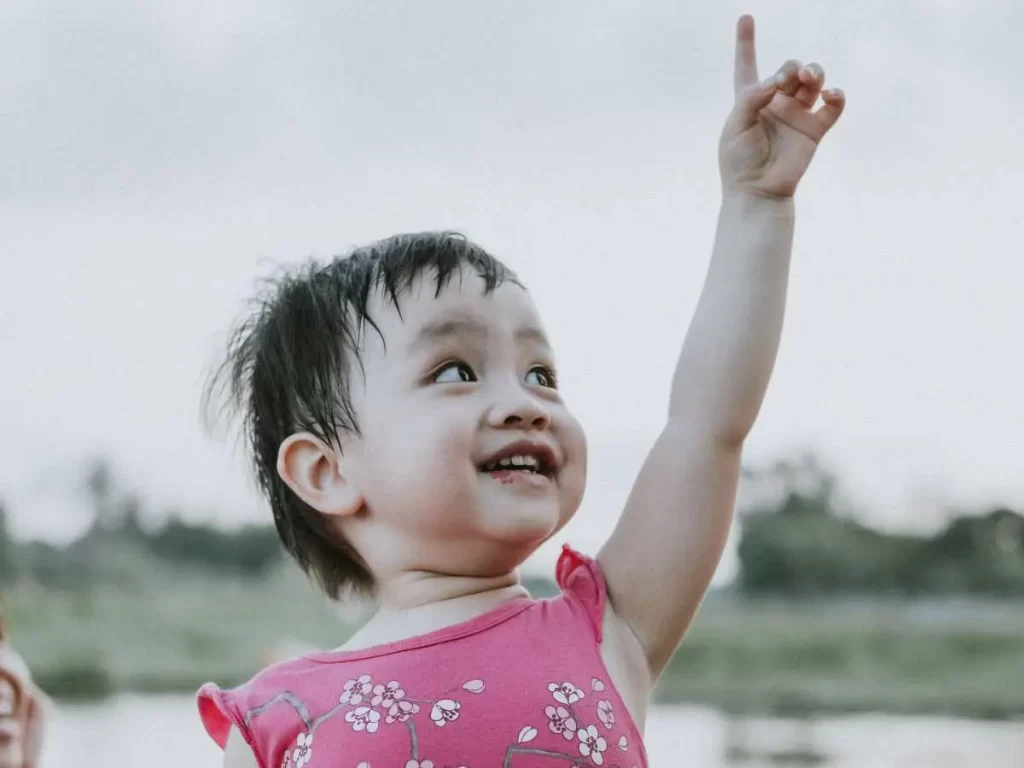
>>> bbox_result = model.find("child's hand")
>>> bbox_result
[719,15,846,199]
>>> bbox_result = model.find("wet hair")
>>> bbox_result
[204,232,519,599]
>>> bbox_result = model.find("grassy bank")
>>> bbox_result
[663,596,1024,719]
[7,573,1024,719]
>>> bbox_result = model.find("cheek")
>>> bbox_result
[561,410,588,466]
[559,414,588,495]
[356,401,477,495]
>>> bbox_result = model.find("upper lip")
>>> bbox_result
[478,439,559,476]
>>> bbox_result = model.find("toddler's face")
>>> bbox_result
[339,270,587,576]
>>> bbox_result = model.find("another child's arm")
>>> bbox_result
[598,15,846,679]
[24,686,50,768]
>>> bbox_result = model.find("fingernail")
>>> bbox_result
[775,71,787,86]
[761,76,778,89]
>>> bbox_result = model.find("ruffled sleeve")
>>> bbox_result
[555,543,607,643]
[197,682,262,764]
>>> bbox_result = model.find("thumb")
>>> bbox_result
[731,75,779,131]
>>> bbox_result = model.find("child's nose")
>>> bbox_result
[488,389,552,431]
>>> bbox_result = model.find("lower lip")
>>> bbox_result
[483,470,553,488]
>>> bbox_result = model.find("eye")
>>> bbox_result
[433,361,477,383]
[526,365,557,389]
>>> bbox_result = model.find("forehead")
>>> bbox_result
[363,268,546,349]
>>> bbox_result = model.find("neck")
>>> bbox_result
[377,567,527,611]
[342,568,530,652]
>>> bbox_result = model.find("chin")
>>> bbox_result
[493,503,564,544]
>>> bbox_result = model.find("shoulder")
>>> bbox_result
[555,544,652,726]
[197,652,323,756]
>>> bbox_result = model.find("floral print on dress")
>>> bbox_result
[386,699,420,723]
[242,673,487,767]
[345,706,381,733]
[548,681,585,705]
[292,732,313,767]
[545,705,578,741]
[370,681,404,709]
[503,676,633,766]
[429,699,460,727]
[340,675,373,705]
[241,671,637,768]
[577,725,608,765]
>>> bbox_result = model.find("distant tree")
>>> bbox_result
[145,516,283,576]
[24,540,88,589]
[737,453,1024,596]
[118,494,146,541]
[86,458,119,530]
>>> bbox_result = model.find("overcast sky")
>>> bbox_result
[2,0,1021,579]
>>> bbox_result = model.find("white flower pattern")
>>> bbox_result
[577,724,608,765]
[429,699,461,727]
[385,699,420,724]
[345,706,381,734]
[547,681,585,705]
[291,732,313,767]
[544,705,578,741]
[340,675,373,705]
[371,681,405,709]
[596,699,615,729]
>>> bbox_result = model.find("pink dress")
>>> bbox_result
[198,545,648,768]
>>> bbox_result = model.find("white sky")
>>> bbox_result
[1,0,1021,580]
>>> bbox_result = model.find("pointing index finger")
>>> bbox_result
[734,15,759,96]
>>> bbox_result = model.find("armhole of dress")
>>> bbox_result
[555,543,606,643]
[197,683,264,767]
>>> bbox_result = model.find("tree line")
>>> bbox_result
[1,456,1022,595]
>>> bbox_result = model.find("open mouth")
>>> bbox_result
[478,441,557,478]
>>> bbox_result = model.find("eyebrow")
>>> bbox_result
[410,318,551,352]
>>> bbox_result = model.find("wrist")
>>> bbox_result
[720,188,795,217]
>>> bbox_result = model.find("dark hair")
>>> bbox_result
[204,232,519,599]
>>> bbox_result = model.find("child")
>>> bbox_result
[198,15,845,767]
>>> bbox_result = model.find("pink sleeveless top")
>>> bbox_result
[198,545,648,768]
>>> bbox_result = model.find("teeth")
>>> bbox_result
[485,454,543,472]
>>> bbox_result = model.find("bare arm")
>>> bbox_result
[24,687,51,768]
[598,15,846,680]
[600,193,793,676]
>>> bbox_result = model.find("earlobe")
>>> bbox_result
[277,433,364,517]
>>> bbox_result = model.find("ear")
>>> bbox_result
[277,432,363,518]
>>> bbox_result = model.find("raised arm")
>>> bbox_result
[598,15,846,679]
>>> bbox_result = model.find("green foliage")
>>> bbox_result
[737,457,1024,595]
[659,596,1024,718]
[143,518,283,577]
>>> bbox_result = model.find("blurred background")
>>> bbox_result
[2,0,1022,766]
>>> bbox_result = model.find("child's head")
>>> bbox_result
[208,233,587,599]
